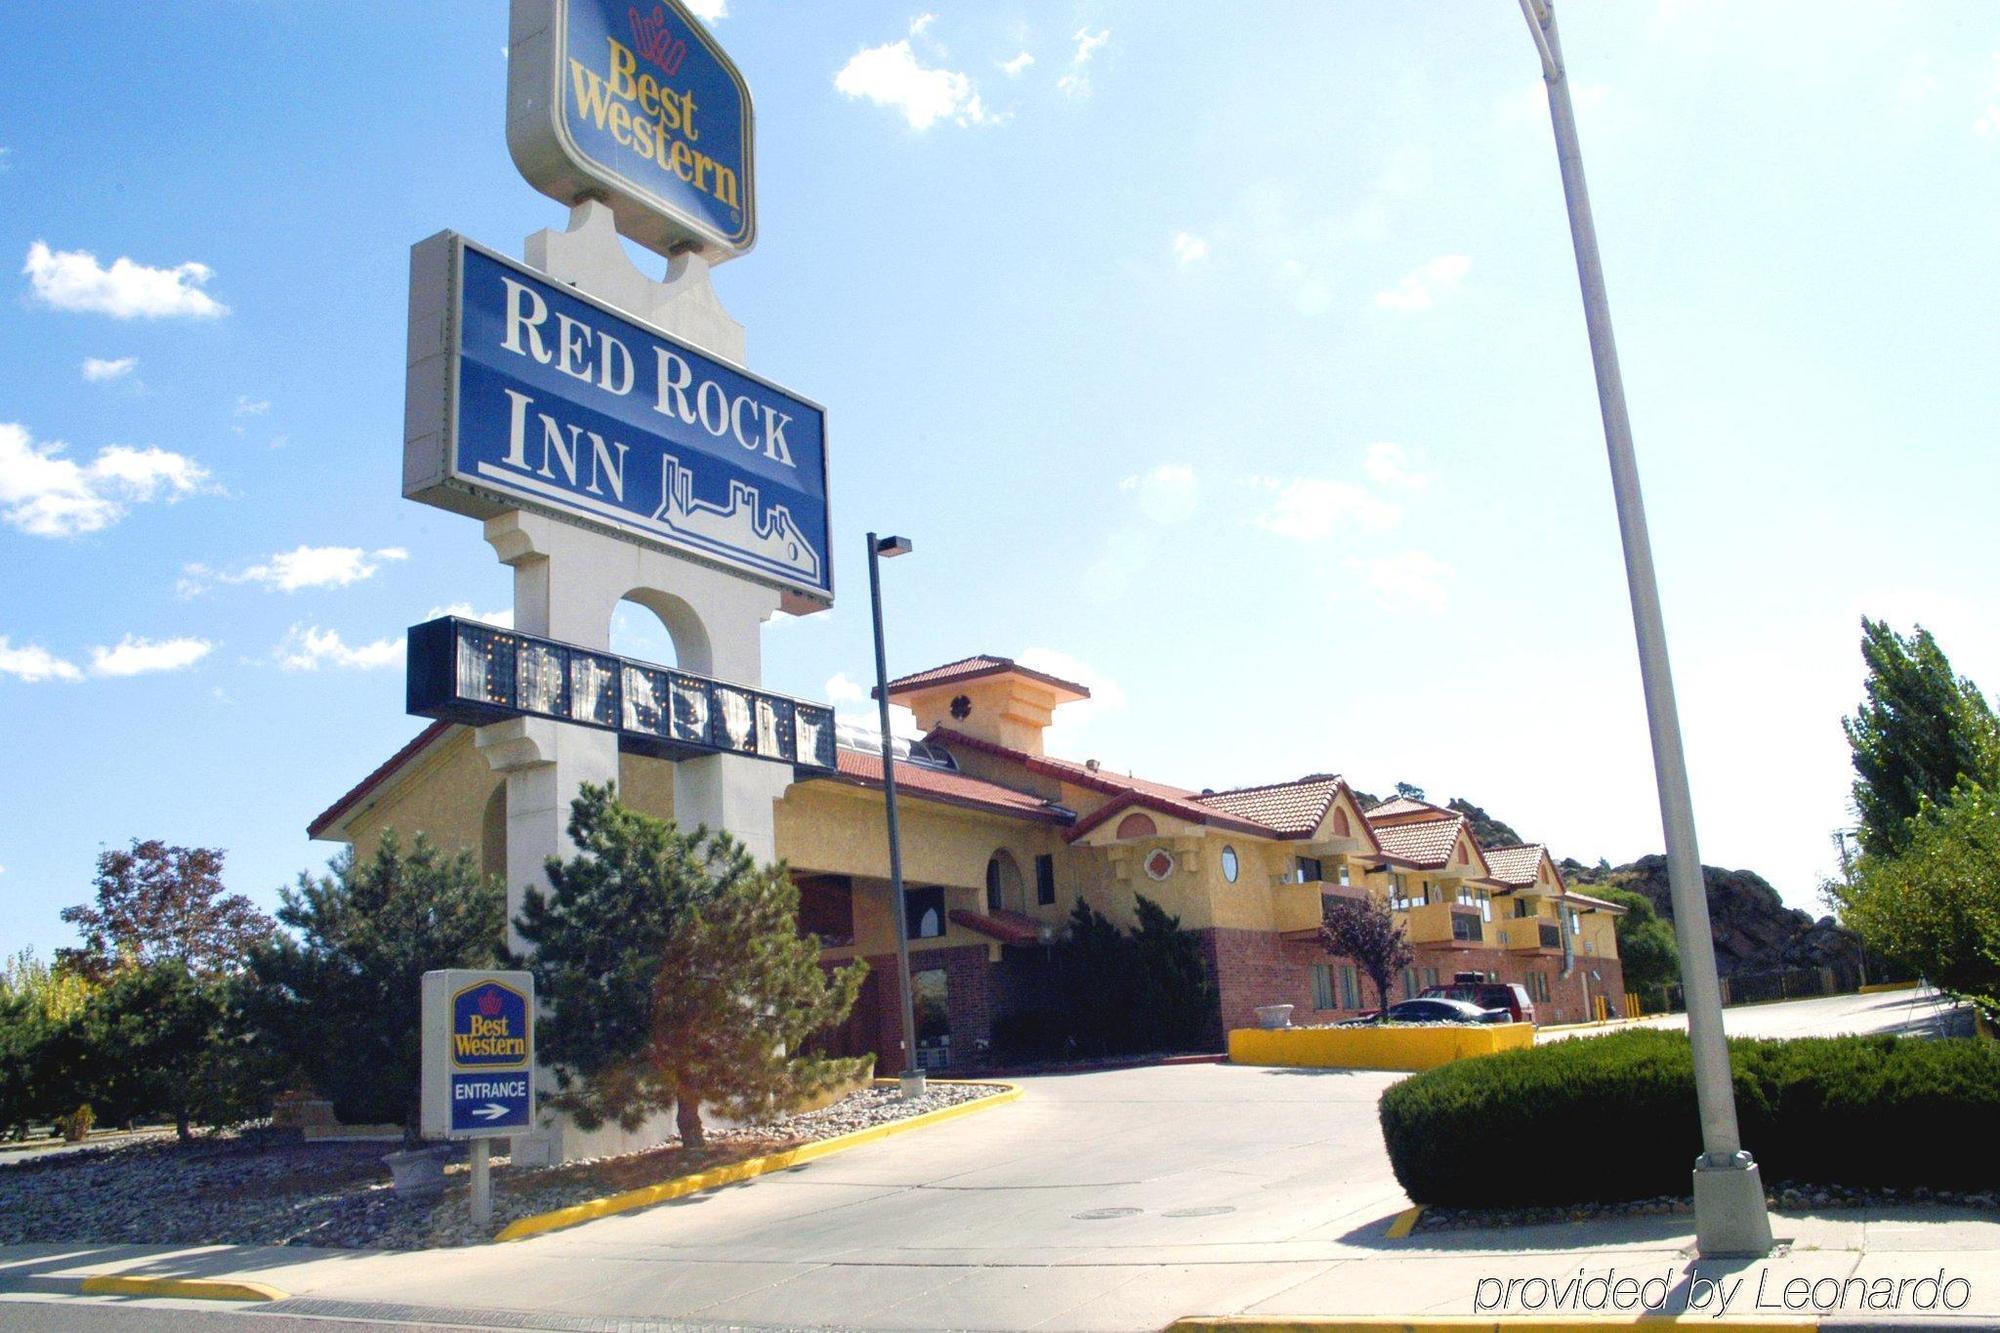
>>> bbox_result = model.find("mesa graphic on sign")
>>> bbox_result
[508,0,755,259]
[403,232,832,610]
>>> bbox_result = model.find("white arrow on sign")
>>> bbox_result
[470,1103,513,1122]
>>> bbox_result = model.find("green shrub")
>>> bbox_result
[54,1103,95,1142]
[1379,1029,2000,1206]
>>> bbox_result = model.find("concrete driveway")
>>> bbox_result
[1544,984,1965,1044]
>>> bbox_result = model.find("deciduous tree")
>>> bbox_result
[515,784,868,1148]
[1591,885,1679,1006]
[60,841,273,980]
[1320,894,1414,1014]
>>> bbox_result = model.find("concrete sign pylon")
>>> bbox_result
[476,198,794,1165]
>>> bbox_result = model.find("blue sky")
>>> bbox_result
[4,1,1998,954]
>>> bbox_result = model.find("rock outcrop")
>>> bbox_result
[1569,854,1864,977]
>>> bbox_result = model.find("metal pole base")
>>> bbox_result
[1693,1152,1773,1257]
[899,1069,927,1100]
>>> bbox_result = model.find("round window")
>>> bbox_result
[1221,846,1239,883]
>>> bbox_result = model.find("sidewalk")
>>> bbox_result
[3,1205,1995,1329]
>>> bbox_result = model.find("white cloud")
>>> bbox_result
[1349,551,1454,611]
[89,635,213,678]
[835,35,992,129]
[1362,441,1431,492]
[0,636,83,683]
[427,602,513,629]
[1000,51,1034,77]
[1057,27,1110,100]
[0,423,208,537]
[1071,27,1110,65]
[1171,232,1210,266]
[682,0,726,20]
[1057,73,1089,100]
[1249,477,1401,541]
[1977,105,2000,138]
[825,671,869,705]
[233,396,270,417]
[22,241,227,319]
[272,625,404,672]
[1374,254,1472,312]
[183,544,407,596]
[81,356,136,383]
[1119,463,1199,524]
[908,12,936,37]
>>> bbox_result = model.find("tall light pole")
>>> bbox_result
[866,531,924,1099]
[1515,0,1772,1256]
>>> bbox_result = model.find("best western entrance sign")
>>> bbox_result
[404,232,832,607]
[421,970,536,1139]
[508,0,755,259]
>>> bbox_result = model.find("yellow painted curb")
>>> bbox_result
[78,1275,287,1302]
[1167,1318,1819,1331]
[1229,1023,1533,1071]
[1382,1205,1423,1239]
[495,1081,1022,1242]
[1858,979,1920,995]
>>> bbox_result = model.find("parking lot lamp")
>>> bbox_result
[867,532,924,1098]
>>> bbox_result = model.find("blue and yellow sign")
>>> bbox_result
[422,968,537,1140]
[508,0,756,260]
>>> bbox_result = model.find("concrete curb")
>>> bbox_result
[494,1080,1023,1242]
[1535,1017,1641,1035]
[1382,1206,1424,1239]
[1167,1318,1819,1331]
[1857,980,1921,995]
[75,1275,289,1302]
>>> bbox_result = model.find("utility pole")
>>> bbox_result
[1515,0,1772,1256]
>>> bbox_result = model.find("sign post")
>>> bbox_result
[422,969,536,1226]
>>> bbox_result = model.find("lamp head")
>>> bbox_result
[875,535,914,559]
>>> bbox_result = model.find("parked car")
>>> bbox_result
[1420,981,1536,1025]
[1338,997,1506,1026]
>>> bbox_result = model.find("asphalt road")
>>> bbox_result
[1,986,1983,1332]
[1541,984,1965,1044]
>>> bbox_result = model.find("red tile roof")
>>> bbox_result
[831,748,1070,823]
[1065,788,1274,843]
[949,907,1045,945]
[1564,889,1626,914]
[878,655,1090,701]
[1369,815,1466,868]
[307,720,455,839]
[1483,843,1549,887]
[1364,795,1455,824]
[1195,777,1345,836]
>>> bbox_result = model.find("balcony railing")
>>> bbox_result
[407,616,838,773]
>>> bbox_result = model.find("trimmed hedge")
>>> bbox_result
[1378,1029,2000,1206]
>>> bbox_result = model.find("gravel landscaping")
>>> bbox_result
[0,1081,1002,1251]
[1415,1184,2000,1233]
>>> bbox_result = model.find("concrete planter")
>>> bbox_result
[1254,1004,1295,1030]
[382,1145,450,1197]
[1228,1022,1534,1071]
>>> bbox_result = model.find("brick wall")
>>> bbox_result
[825,944,995,1072]
[1202,928,1374,1031]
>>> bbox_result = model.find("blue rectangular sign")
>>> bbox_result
[509,0,756,259]
[405,234,831,606]
[451,1072,532,1133]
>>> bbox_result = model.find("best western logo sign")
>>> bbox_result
[452,981,531,1068]
[509,0,755,260]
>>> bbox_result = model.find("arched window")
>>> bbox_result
[985,850,1025,913]
[1332,807,1351,837]
[1115,812,1157,840]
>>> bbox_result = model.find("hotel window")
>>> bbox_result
[1529,972,1551,1003]
[1035,854,1056,906]
[1423,967,1440,989]
[1514,897,1533,918]
[1336,861,1351,887]
[1221,846,1240,883]
[1339,963,1360,1009]
[1390,874,1416,911]
[905,886,945,940]
[1311,965,1335,1011]
[1451,912,1481,942]
[1480,890,1492,923]
[1401,966,1420,1000]
[1294,856,1323,884]
[985,858,1003,912]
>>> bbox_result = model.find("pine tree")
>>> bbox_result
[514,784,868,1148]
[247,833,505,1131]
[1843,618,2000,857]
